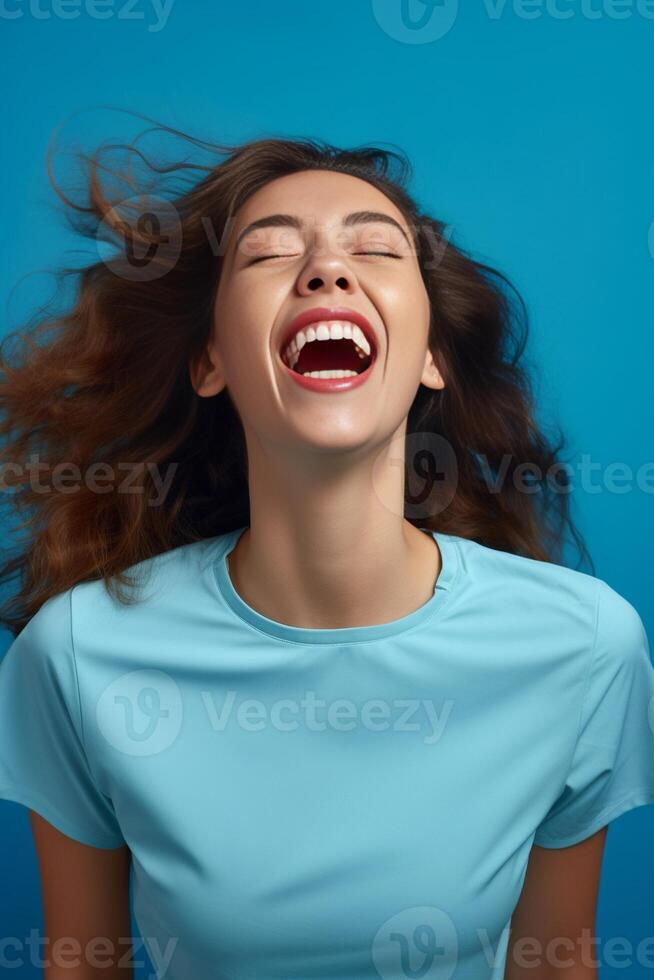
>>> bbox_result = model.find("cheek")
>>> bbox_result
[382,266,429,313]
[381,279,431,355]
[214,289,274,372]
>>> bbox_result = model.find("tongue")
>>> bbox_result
[295,339,364,374]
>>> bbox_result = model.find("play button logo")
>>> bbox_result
[372,0,459,43]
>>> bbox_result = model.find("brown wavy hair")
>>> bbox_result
[0,116,592,637]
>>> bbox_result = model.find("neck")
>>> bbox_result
[227,439,442,630]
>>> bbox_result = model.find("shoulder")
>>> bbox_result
[450,533,600,611]
[10,534,230,659]
[1,589,76,701]
[2,589,73,671]
[451,533,649,670]
[18,588,73,646]
[71,535,221,612]
[591,577,649,678]
[593,577,646,643]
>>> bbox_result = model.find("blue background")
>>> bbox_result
[1,1,652,977]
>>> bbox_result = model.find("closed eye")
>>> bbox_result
[248,251,402,265]
[355,251,402,258]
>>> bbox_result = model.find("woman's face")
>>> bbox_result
[192,169,443,456]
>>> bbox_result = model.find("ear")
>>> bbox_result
[420,346,445,391]
[188,341,227,398]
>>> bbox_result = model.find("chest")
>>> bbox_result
[90,644,580,978]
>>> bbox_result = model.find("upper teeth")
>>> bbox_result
[283,320,372,370]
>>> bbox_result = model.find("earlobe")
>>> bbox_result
[420,349,445,391]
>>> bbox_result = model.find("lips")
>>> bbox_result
[278,306,380,363]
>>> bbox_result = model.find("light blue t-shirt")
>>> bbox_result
[1,526,654,980]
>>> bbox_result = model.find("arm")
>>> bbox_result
[504,827,607,979]
[29,811,133,980]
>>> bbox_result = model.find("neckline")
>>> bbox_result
[211,526,461,644]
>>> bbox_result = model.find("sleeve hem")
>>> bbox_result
[533,790,654,849]
[0,783,127,850]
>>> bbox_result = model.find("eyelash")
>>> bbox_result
[248,251,402,265]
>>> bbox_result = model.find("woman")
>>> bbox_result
[0,129,653,980]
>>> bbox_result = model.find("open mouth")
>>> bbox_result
[280,321,375,379]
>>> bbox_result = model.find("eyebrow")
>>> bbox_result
[234,210,412,251]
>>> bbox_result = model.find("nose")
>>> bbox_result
[296,245,357,296]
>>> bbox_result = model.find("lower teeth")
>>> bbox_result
[302,369,359,379]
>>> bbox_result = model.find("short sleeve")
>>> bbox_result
[0,590,126,849]
[534,579,654,848]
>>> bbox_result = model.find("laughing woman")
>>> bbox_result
[1,131,653,980]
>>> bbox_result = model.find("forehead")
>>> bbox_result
[232,169,409,236]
